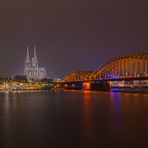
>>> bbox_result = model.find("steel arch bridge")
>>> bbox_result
[62,53,148,82]
[63,71,93,82]
[90,53,148,80]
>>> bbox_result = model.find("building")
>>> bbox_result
[24,46,47,80]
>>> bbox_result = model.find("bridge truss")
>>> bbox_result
[62,53,148,82]
[90,53,148,80]
[63,71,93,82]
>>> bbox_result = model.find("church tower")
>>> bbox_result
[32,46,38,68]
[24,45,31,69]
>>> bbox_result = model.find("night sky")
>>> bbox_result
[0,0,148,78]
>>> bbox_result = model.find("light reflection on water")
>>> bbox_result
[82,91,96,146]
[0,90,148,148]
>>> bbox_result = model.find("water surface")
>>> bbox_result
[0,90,148,148]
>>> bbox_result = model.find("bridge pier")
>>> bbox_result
[62,82,84,90]
[83,81,110,91]
[58,81,110,91]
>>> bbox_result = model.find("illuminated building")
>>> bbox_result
[24,46,47,80]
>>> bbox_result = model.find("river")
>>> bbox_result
[0,90,148,148]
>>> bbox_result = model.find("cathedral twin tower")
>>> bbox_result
[24,46,47,80]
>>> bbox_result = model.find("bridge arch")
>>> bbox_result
[90,53,148,80]
[63,71,93,82]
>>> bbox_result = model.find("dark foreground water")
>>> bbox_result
[0,90,148,148]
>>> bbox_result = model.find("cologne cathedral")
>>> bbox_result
[24,46,47,80]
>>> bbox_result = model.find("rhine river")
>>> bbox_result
[0,90,148,148]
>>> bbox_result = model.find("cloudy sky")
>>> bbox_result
[0,0,147,77]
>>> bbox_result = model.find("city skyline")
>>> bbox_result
[0,0,148,77]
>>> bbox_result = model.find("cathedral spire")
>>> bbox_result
[32,46,38,68]
[34,46,37,59]
[26,45,30,59]
[25,45,31,68]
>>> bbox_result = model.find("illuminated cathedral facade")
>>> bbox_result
[24,46,47,80]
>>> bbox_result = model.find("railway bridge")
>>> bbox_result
[59,53,148,90]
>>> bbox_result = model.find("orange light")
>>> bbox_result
[84,82,91,90]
